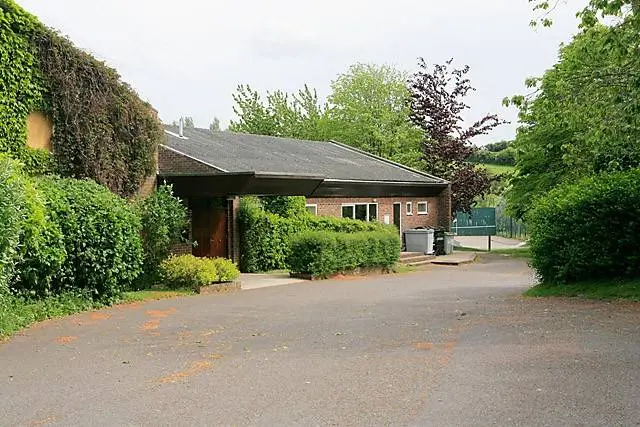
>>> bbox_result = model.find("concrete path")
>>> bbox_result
[240,273,305,290]
[430,251,477,265]
[1,255,639,426]
[455,235,525,251]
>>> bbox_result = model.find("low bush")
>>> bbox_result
[238,197,395,273]
[288,230,400,278]
[135,185,189,288]
[527,169,640,284]
[159,255,240,290]
[36,177,143,300]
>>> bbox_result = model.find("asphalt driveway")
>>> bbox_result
[1,255,638,426]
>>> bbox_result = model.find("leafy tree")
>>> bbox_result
[184,117,195,128]
[506,25,640,218]
[326,64,422,166]
[408,59,505,212]
[484,140,511,153]
[228,84,327,140]
[209,117,221,132]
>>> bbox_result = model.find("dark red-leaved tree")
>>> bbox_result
[408,58,506,213]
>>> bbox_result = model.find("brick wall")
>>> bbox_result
[305,196,442,233]
[158,145,218,175]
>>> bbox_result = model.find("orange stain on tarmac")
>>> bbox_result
[141,320,160,331]
[54,336,77,345]
[157,360,213,384]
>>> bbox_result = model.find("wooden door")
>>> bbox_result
[191,200,228,258]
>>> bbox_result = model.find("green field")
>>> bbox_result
[477,163,515,176]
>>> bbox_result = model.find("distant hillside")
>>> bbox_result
[470,140,515,167]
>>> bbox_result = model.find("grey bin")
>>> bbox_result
[444,232,455,255]
[404,229,435,255]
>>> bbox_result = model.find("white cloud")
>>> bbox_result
[20,0,585,144]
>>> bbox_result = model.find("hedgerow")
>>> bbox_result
[288,231,400,278]
[0,155,26,292]
[36,177,143,300]
[527,169,640,284]
[238,197,396,272]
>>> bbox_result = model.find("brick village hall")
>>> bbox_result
[158,125,452,263]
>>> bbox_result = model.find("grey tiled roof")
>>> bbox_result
[162,126,446,184]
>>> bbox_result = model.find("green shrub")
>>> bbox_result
[261,196,307,218]
[0,155,26,291]
[526,169,640,284]
[11,179,66,296]
[288,230,401,278]
[36,177,143,300]
[159,255,240,290]
[238,197,394,273]
[135,185,189,288]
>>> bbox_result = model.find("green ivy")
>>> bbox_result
[0,2,49,172]
[0,0,162,196]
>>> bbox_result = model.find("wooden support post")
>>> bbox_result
[488,235,492,252]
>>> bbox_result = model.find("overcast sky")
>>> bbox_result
[20,0,584,145]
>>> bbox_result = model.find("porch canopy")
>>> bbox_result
[158,126,449,198]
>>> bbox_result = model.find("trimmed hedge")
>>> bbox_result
[159,255,240,291]
[238,197,395,273]
[526,169,640,284]
[288,231,400,277]
[35,177,143,300]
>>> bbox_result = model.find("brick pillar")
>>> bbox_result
[227,196,241,264]
[438,184,452,231]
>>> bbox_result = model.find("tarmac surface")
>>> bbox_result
[1,255,639,426]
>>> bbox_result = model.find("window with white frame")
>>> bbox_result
[306,204,318,215]
[417,201,428,215]
[406,202,413,215]
[341,203,378,222]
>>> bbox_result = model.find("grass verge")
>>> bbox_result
[392,263,416,274]
[0,288,194,340]
[120,289,194,303]
[0,292,99,339]
[524,279,640,301]
[491,247,531,258]
[455,247,530,258]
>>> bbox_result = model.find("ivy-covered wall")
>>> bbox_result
[0,0,163,196]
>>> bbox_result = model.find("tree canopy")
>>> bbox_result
[507,21,640,218]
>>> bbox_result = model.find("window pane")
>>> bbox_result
[355,204,368,221]
[417,202,427,214]
[306,205,317,215]
[368,204,377,221]
[406,203,412,214]
[342,205,354,219]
